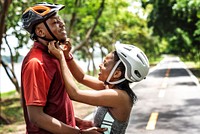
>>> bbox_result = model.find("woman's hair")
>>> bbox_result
[113,51,137,104]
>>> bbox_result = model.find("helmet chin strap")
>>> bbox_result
[43,21,58,41]
[106,60,126,85]
[37,21,58,42]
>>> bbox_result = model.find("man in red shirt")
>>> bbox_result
[21,2,105,134]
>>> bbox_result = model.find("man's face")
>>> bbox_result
[45,14,67,42]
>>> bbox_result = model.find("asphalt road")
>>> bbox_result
[126,56,200,134]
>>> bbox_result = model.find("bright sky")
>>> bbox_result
[128,0,147,19]
[1,27,33,56]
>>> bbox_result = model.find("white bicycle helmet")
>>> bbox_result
[106,41,149,84]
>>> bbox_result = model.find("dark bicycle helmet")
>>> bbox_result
[22,2,65,40]
[106,42,149,84]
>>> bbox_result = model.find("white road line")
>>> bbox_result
[158,89,166,98]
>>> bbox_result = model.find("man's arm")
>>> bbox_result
[27,105,79,134]
[27,106,105,134]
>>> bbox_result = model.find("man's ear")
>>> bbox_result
[35,25,45,37]
[113,70,122,79]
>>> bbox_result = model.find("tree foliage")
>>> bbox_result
[142,0,200,62]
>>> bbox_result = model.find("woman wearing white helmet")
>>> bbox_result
[48,41,149,134]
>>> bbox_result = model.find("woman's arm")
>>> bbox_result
[48,43,124,108]
[62,39,105,90]
[60,55,123,107]
[66,59,105,90]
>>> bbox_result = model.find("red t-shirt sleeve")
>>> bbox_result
[22,58,51,106]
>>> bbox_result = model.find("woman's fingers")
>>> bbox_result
[48,41,56,51]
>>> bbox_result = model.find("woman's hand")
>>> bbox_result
[48,41,64,60]
[76,117,94,129]
[62,38,72,59]
[48,38,72,60]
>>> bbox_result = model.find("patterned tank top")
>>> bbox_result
[93,106,129,134]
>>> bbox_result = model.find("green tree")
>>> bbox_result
[142,0,200,62]
[55,0,158,74]
[95,0,160,60]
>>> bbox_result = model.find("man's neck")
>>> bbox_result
[37,38,49,46]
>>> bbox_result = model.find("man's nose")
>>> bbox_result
[99,63,103,68]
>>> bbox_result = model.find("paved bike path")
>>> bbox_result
[126,56,200,134]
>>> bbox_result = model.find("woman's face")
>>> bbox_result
[98,52,116,82]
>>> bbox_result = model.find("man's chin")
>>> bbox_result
[59,36,67,44]
[59,39,66,44]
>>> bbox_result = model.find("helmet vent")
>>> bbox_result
[121,52,127,57]
[124,47,132,51]
[37,9,46,13]
[137,52,146,65]
[140,52,148,63]
[134,70,141,78]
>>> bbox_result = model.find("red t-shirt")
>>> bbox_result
[21,42,76,133]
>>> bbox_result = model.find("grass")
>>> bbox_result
[0,91,24,133]
[0,91,23,123]
[1,90,16,99]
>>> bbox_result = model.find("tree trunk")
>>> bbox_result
[1,60,20,93]
[72,0,105,53]
[0,0,13,125]
[0,0,12,61]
